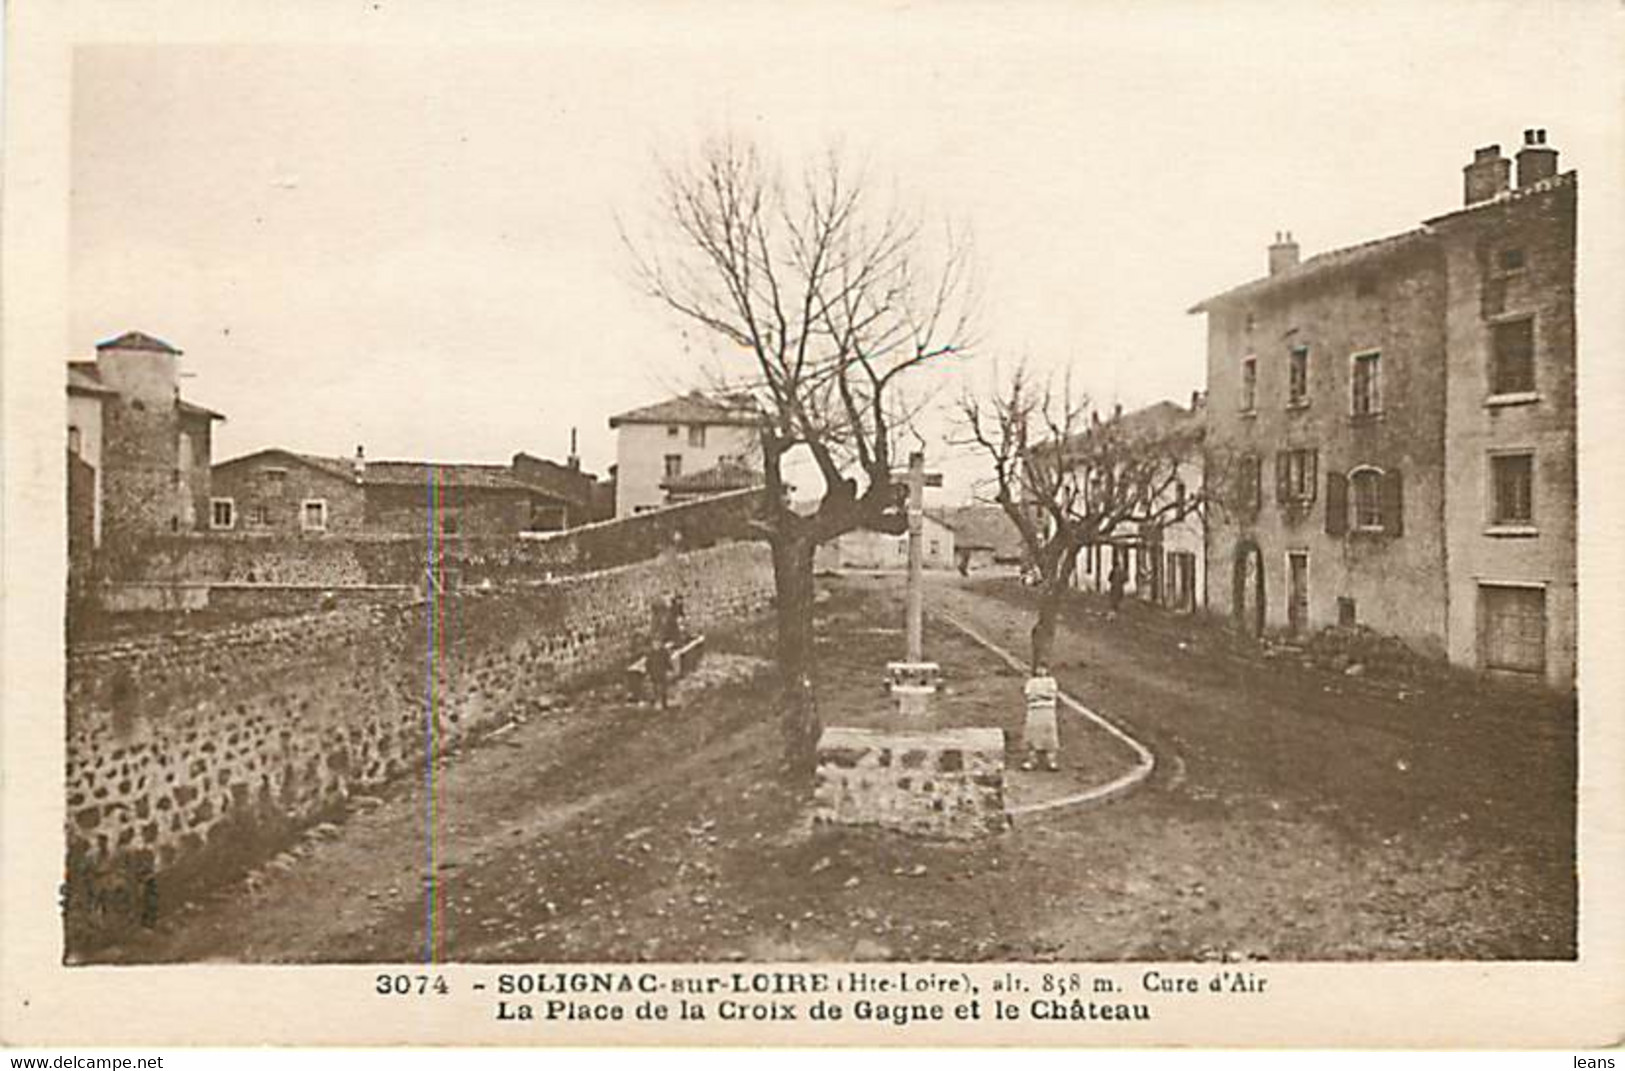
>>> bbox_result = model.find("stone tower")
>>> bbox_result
[95,331,188,541]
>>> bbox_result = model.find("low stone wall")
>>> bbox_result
[812,726,1008,839]
[63,541,775,948]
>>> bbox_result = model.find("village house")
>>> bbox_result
[934,505,1028,574]
[1069,397,1207,613]
[66,331,225,551]
[608,390,764,516]
[814,510,957,572]
[210,448,591,537]
[1190,131,1576,688]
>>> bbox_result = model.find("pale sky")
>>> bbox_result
[68,1,1622,504]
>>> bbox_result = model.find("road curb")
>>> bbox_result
[936,611,1158,818]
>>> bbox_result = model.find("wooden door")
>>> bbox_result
[1481,585,1547,675]
[1287,552,1309,635]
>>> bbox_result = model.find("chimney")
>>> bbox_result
[1463,144,1511,205]
[568,427,580,471]
[1190,389,1204,411]
[1268,231,1300,276]
[1113,402,1123,421]
[1516,128,1559,188]
[353,444,366,482]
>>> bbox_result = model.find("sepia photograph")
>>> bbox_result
[4,0,1622,1051]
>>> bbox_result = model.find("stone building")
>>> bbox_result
[934,505,1027,573]
[67,331,225,548]
[1190,131,1576,687]
[210,448,585,537]
[608,391,764,517]
[814,512,957,572]
[1069,398,1208,613]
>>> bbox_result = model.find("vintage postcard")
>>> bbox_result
[3,0,1622,1051]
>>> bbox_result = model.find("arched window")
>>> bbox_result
[1349,467,1385,531]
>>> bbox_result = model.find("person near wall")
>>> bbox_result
[643,598,675,711]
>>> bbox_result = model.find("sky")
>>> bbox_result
[67,1,1622,505]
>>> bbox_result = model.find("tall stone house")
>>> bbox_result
[608,391,764,517]
[210,448,593,536]
[1191,131,1576,688]
[66,331,225,552]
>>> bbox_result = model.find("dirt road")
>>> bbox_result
[91,573,1575,964]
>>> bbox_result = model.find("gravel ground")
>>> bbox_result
[86,572,1576,964]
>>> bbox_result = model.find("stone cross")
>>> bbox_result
[888,451,943,715]
[903,451,942,660]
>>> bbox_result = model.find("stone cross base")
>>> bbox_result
[886,661,942,691]
[813,726,1008,839]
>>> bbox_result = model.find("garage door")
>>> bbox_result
[1480,584,1547,675]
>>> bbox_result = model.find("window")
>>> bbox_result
[1275,448,1318,505]
[666,425,680,438]
[1326,466,1406,537]
[210,498,235,530]
[68,425,82,455]
[1235,455,1263,516]
[248,504,272,527]
[260,467,289,495]
[1337,596,1357,627]
[929,539,941,557]
[663,454,683,479]
[688,425,707,448]
[300,499,328,532]
[1498,247,1526,273]
[1287,346,1309,407]
[440,511,460,535]
[1490,452,1535,527]
[1239,356,1257,413]
[1351,351,1382,416]
[1350,469,1385,531]
[1491,317,1536,396]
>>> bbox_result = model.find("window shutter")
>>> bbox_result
[1275,452,1289,504]
[1307,451,1319,503]
[1383,468,1404,536]
[1326,471,1348,536]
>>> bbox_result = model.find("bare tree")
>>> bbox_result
[625,136,977,763]
[958,363,1209,671]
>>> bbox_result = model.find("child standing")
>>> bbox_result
[1022,665,1061,772]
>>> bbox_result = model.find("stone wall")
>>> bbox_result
[63,541,775,947]
[812,726,1008,839]
[92,486,769,597]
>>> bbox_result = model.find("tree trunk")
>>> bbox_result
[1031,587,1061,673]
[1029,544,1078,673]
[771,532,820,769]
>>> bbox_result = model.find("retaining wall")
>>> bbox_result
[63,541,775,948]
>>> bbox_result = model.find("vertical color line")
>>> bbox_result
[424,468,437,964]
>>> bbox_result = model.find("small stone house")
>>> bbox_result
[814,512,957,571]
[210,448,584,537]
